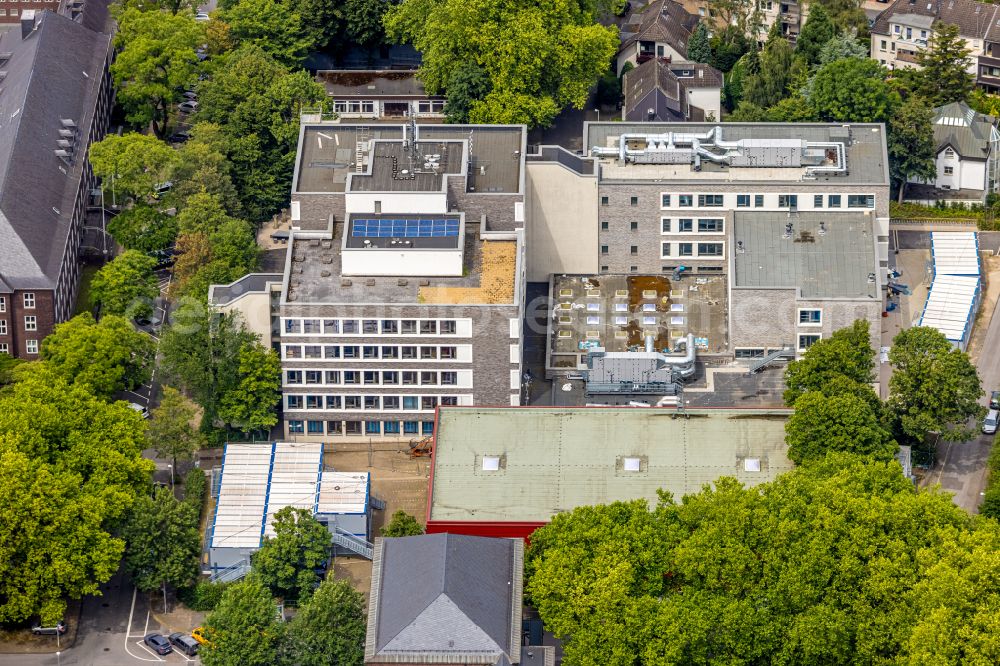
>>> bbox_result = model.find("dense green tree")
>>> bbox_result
[195,45,324,220]
[810,56,897,123]
[89,132,179,202]
[811,0,867,34]
[380,510,424,537]
[889,326,983,443]
[170,221,258,301]
[784,320,875,405]
[252,508,331,602]
[41,314,154,399]
[147,386,204,468]
[709,25,752,72]
[168,124,242,215]
[107,204,177,253]
[121,485,201,593]
[444,62,492,123]
[280,579,366,666]
[0,353,23,387]
[595,71,621,108]
[111,9,203,138]
[219,0,313,66]
[201,577,283,666]
[785,391,896,463]
[742,36,796,109]
[385,0,619,127]
[525,453,1000,665]
[217,345,281,433]
[688,23,712,64]
[159,303,255,424]
[915,23,974,106]
[764,95,818,121]
[285,0,343,50]
[344,0,393,47]
[0,364,153,623]
[90,250,159,318]
[728,100,767,121]
[796,4,836,65]
[115,0,197,13]
[707,0,759,42]
[889,96,937,203]
[817,32,869,64]
[177,192,240,235]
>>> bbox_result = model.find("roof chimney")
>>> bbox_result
[20,10,36,40]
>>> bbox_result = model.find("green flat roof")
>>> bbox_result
[429,407,795,523]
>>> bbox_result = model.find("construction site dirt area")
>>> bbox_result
[548,273,729,370]
[324,445,431,601]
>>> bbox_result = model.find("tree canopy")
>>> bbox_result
[107,205,177,253]
[810,57,897,123]
[525,453,1000,665]
[121,485,201,592]
[217,345,282,433]
[784,319,875,405]
[687,22,711,64]
[888,326,983,443]
[279,579,366,666]
[889,95,937,203]
[90,250,159,319]
[914,23,974,106]
[89,132,179,202]
[251,507,331,602]
[795,4,835,65]
[785,391,897,463]
[0,364,153,623]
[384,0,620,127]
[41,313,154,399]
[147,386,204,466]
[218,0,314,66]
[201,577,284,666]
[380,510,424,537]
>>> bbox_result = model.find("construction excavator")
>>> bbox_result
[408,436,433,458]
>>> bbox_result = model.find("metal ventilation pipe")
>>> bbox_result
[645,335,654,353]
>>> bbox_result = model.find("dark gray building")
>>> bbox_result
[0,7,113,359]
[211,121,528,441]
[622,59,723,122]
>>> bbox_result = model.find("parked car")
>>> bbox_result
[31,621,66,636]
[178,100,199,114]
[133,313,162,328]
[169,633,200,656]
[195,11,210,20]
[129,402,150,419]
[182,90,198,100]
[144,633,173,655]
[984,409,999,435]
[990,390,1000,410]
[190,626,209,646]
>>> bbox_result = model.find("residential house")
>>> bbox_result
[364,533,548,665]
[617,0,700,73]
[906,101,1000,204]
[0,9,114,359]
[622,58,723,121]
[316,70,447,121]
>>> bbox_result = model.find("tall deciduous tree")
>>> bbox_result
[252,508,331,602]
[688,23,712,64]
[785,391,896,463]
[89,132,179,202]
[444,62,491,123]
[90,250,159,318]
[795,3,835,65]
[784,320,875,405]
[810,57,898,123]
[218,345,281,433]
[889,96,937,203]
[107,205,177,253]
[525,453,1000,665]
[121,485,201,593]
[385,0,619,127]
[811,0,867,34]
[915,23,974,106]
[168,123,242,216]
[41,314,154,399]
[111,9,203,138]
[201,577,284,666]
[817,32,869,64]
[280,579,366,666]
[0,364,153,624]
[147,386,204,468]
[219,0,313,66]
[380,510,424,537]
[742,36,796,109]
[889,326,983,443]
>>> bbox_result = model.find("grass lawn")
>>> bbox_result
[73,264,99,317]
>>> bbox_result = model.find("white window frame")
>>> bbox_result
[25,339,38,354]
[23,315,36,332]
[797,308,822,326]
[695,241,725,258]
[0,320,5,336]
[797,333,821,352]
[0,343,7,354]
[661,218,671,233]
[0,297,5,313]
[23,292,34,309]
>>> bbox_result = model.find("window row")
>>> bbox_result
[0,294,33,311]
[599,265,724,275]
[282,344,463,361]
[417,100,445,113]
[286,394,460,411]
[660,218,724,234]
[288,419,435,436]
[332,100,376,114]
[286,369,462,386]
[661,242,725,258]
[283,317,461,336]
[659,192,876,210]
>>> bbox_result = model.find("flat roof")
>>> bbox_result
[548,274,728,369]
[211,443,274,549]
[428,407,795,524]
[733,212,879,299]
[345,214,463,250]
[348,141,463,193]
[931,231,980,276]
[919,274,980,342]
[295,123,524,195]
[285,222,518,305]
[316,70,438,99]
[317,472,370,514]
[585,122,889,185]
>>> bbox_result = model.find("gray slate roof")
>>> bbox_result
[0,10,110,291]
[623,58,722,120]
[620,0,700,57]
[365,534,523,664]
[932,101,999,160]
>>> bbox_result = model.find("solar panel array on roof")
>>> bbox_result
[352,218,459,238]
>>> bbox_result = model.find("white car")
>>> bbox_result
[129,402,150,419]
[984,409,999,435]
[178,100,199,114]
[195,11,210,20]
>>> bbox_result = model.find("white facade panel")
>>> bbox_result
[340,249,463,276]
[344,191,448,215]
